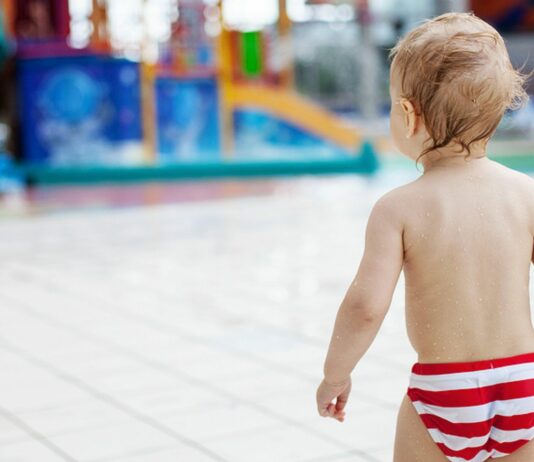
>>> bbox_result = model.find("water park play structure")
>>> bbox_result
[1,0,379,184]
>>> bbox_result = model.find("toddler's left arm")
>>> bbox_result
[317,191,404,420]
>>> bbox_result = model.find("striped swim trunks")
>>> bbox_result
[407,352,534,462]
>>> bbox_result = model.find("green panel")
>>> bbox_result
[380,153,534,172]
[20,148,534,187]
[490,154,534,172]
[21,157,379,186]
[240,31,263,77]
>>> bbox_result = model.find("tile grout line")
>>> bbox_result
[0,403,79,462]
[9,266,400,411]
[4,245,406,376]
[0,339,231,462]
[0,418,145,450]
[298,449,374,462]
[84,443,179,462]
[0,294,381,462]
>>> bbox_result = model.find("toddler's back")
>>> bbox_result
[398,157,534,363]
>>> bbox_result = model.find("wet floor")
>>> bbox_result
[0,164,509,461]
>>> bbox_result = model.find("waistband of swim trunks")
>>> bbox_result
[411,351,534,375]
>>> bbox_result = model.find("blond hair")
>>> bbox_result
[389,12,529,167]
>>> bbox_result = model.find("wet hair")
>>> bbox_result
[389,12,529,169]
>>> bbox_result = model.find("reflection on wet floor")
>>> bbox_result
[3,155,418,215]
[24,180,283,212]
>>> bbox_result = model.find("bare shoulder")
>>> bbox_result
[487,159,534,234]
[370,181,419,227]
[488,158,534,184]
[493,159,534,201]
[376,176,427,208]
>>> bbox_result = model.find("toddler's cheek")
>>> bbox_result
[390,116,405,152]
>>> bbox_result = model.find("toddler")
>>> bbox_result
[316,12,534,462]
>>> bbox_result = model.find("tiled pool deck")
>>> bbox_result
[0,164,510,461]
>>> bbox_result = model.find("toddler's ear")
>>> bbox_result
[399,97,417,138]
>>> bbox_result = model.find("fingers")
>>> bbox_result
[329,403,345,421]
[327,403,335,416]
[318,403,335,417]
[335,390,350,413]
[319,403,345,421]
[316,378,351,422]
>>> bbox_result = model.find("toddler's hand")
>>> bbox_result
[316,377,351,422]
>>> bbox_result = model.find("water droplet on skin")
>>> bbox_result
[457,227,462,232]
[426,323,430,328]
[479,297,483,302]
[432,342,437,346]
[480,212,484,217]
[426,212,431,217]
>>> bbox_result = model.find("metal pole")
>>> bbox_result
[434,0,468,15]
[216,0,234,156]
[356,0,379,120]
[277,0,294,90]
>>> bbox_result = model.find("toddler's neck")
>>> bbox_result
[421,150,488,173]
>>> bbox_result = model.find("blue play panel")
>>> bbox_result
[17,54,143,166]
[155,76,221,162]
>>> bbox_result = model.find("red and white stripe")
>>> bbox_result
[407,352,534,461]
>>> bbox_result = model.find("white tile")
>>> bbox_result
[181,354,269,382]
[298,451,373,462]
[14,399,132,437]
[215,370,308,401]
[117,383,221,417]
[0,372,95,414]
[0,416,33,446]
[0,440,67,462]
[48,421,177,461]
[85,368,179,395]
[202,424,343,462]
[367,445,394,461]
[350,377,407,408]
[160,400,280,441]
[105,444,216,462]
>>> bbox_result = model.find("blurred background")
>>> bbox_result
[0,0,532,203]
[1,1,534,462]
